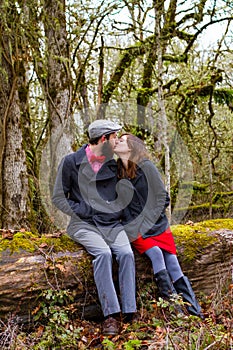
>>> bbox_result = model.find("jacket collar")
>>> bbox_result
[74,144,89,165]
[74,144,117,180]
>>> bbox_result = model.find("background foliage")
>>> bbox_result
[0,0,233,230]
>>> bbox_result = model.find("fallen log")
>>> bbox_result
[0,247,98,324]
[0,222,232,324]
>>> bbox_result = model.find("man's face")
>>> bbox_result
[102,132,118,158]
[108,132,118,149]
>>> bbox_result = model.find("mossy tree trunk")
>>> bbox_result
[0,1,60,232]
[0,5,30,229]
[38,0,76,226]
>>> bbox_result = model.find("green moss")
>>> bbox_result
[192,218,233,230]
[171,218,233,264]
[38,234,78,253]
[175,203,222,212]
[0,231,78,254]
[1,219,233,262]
[192,182,209,192]
[213,191,233,203]
[0,231,38,253]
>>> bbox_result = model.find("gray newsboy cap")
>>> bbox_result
[88,119,122,139]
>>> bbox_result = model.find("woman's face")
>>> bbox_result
[114,135,131,157]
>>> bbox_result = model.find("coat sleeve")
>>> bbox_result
[52,156,94,218]
[138,160,168,235]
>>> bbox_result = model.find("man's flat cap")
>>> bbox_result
[88,119,122,139]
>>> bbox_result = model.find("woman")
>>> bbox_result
[114,133,204,318]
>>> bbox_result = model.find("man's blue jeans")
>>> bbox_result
[72,229,137,317]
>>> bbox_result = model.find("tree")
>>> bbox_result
[97,0,233,217]
[0,0,233,230]
[0,2,30,229]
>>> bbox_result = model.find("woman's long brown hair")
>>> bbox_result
[117,133,150,179]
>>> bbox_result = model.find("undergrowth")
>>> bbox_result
[0,278,232,350]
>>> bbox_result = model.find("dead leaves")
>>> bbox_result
[0,228,64,241]
[0,228,19,240]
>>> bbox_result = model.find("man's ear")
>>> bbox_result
[101,135,106,143]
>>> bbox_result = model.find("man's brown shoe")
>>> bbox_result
[102,316,119,336]
[123,312,140,323]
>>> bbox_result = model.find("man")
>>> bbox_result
[52,119,137,335]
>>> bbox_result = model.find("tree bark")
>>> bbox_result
[0,229,232,324]
[38,0,77,229]
[154,0,171,221]
[0,8,30,229]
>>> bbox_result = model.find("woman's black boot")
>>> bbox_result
[154,269,184,315]
[174,276,204,319]
[154,269,175,299]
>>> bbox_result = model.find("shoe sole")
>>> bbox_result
[102,331,118,336]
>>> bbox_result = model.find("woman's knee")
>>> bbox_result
[145,246,163,259]
[164,252,183,281]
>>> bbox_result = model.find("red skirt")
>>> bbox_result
[132,227,176,255]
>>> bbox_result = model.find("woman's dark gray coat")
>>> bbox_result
[119,159,170,241]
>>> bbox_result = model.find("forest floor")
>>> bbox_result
[0,285,232,349]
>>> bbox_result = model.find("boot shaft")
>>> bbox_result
[154,269,175,299]
[174,275,204,319]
